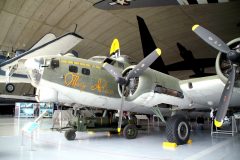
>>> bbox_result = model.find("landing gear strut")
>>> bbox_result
[5,83,15,93]
[166,115,190,145]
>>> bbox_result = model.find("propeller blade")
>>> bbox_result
[214,65,236,127]
[126,48,161,80]
[192,25,231,54]
[137,16,168,75]
[117,86,125,132]
[103,63,127,85]
[109,39,120,57]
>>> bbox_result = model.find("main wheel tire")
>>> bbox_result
[123,124,138,139]
[166,115,190,145]
[5,83,15,93]
[64,129,76,140]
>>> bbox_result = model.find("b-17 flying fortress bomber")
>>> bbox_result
[0,16,240,145]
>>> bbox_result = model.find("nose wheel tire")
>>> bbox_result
[166,115,190,145]
[123,124,138,139]
[5,83,15,93]
[65,129,76,140]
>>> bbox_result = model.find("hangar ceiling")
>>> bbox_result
[0,0,240,79]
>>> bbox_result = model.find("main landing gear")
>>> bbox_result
[166,115,190,145]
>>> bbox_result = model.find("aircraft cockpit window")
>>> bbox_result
[103,58,116,65]
[69,65,78,73]
[82,68,90,75]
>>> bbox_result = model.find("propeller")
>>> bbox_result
[192,24,240,127]
[103,47,161,86]
[103,46,161,132]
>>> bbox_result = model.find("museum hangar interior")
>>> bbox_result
[0,0,240,160]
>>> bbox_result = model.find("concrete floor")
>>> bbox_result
[0,116,240,160]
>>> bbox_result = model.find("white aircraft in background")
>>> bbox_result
[0,16,239,145]
[0,32,81,92]
[0,33,60,102]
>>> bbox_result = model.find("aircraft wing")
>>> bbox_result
[29,33,57,50]
[0,32,83,72]
[166,58,215,71]
[131,75,239,111]
[180,76,240,109]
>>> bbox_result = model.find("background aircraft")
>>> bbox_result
[0,0,239,82]
[0,32,79,93]
[137,16,215,78]
[94,0,231,10]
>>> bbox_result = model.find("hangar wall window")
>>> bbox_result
[82,68,90,75]
[69,65,78,73]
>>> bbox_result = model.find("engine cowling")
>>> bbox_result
[118,66,155,101]
[215,37,240,87]
[118,66,182,101]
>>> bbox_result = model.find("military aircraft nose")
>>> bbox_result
[25,57,44,87]
[25,57,44,70]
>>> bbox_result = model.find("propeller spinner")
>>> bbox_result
[192,24,240,127]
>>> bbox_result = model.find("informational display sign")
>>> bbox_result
[39,103,54,118]
[22,111,47,133]
[15,102,54,118]
[15,102,35,118]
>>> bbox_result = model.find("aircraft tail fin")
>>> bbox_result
[109,38,121,58]
[137,16,168,74]
[176,42,195,61]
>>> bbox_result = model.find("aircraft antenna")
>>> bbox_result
[74,24,78,33]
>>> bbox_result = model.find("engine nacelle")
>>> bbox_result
[215,37,240,87]
[118,66,182,101]
[36,87,58,102]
